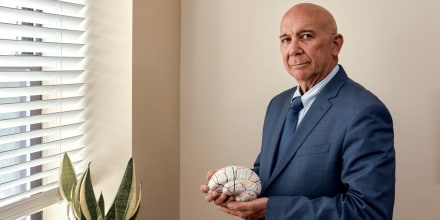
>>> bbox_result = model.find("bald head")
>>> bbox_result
[279,3,344,92]
[282,3,338,35]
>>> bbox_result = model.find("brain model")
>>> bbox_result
[208,165,261,202]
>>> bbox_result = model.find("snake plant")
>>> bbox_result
[59,153,142,220]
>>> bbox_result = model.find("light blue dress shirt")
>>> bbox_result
[292,65,340,126]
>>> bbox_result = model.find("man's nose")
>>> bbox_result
[288,39,303,55]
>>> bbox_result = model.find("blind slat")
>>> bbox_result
[0,70,85,83]
[0,184,60,220]
[0,83,85,98]
[0,96,84,114]
[0,39,85,57]
[0,123,84,145]
[0,109,84,129]
[0,22,85,44]
[0,55,83,68]
[0,156,83,203]
[1,153,63,181]
[0,171,57,194]
[0,135,84,161]
[0,0,85,16]
[0,6,85,30]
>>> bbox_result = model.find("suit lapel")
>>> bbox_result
[259,93,293,185]
[263,67,348,192]
[269,96,332,181]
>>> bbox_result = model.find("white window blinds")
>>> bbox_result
[0,0,87,219]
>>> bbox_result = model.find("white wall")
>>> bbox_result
[44,1,133,218]
[83,0,133,198]
[180,0,440,219]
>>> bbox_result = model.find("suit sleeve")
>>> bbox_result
[253,153,261,175]
[265,102,395,220]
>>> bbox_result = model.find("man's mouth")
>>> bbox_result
[289,61,310,67]
[288,57,310,66]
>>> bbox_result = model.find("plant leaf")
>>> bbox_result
[96,195,105,220]
[72,168,88,219]
[79,164,99,220]
[124,163,142,220]
[127,182,142,220]
[98,192,105,218]
[105,158,135,220]
[123,159,138,219]
[80,208,87,220]
[78,168,91,219]
[59,153,77,202]
[117,158,135,220]
[105,203,115,220]
[73,170,85,219]
[66,201,71,220]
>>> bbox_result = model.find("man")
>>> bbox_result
[200,3,395,220]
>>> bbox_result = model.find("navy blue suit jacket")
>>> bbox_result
[253,66,395,219]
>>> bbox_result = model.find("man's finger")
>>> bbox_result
[200,184,209,193]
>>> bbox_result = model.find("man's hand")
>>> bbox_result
[200,168,231,205]
[201,168,267,219]
[216,197,268,220]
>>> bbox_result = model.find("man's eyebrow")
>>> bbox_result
[279,30,316,39]
[279,33,289,39]
[299,29,315,34]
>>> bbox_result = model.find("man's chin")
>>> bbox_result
[289,70,312,81]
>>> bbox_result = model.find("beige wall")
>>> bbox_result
[180,0,440,220]
[133,0,180,220]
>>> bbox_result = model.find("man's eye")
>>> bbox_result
[301,34,313,39]
[281,38,291,43]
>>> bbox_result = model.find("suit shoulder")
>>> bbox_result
[336,78,391,114]
[270,87,296,104]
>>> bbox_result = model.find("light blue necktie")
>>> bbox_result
[273,96,303,170]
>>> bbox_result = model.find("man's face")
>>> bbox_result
[280,8,342,91]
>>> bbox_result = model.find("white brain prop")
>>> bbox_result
[208,165,261,202]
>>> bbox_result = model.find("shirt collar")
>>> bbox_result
[292,64,340,102]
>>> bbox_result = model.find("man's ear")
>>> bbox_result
[332,34,344,55]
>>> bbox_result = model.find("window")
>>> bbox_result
[0,0,87,219]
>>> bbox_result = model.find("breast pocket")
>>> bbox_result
[295,144,330,157]
[293,144,336,196]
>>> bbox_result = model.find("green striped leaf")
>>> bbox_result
[98,192,105,218]
[59,153,77,202]
[115,158,133,219]
[127,182,142,220]
[79,164,99,220]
